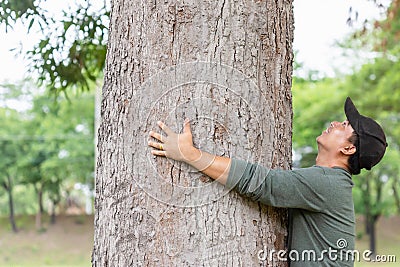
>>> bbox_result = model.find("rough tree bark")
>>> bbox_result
[93,1,294,266]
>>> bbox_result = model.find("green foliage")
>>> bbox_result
[0,0,109,94]
[0,185,37,215]
[0,81,95,216]
[340,0,400,219]
[293,67,400,217]
[0,0,41,31]
[293,77,347,148]
[292,76,349,167]
[293,0,400,221]
[0,108,26,177]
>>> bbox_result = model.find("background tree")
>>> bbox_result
[93,0,293,266]
[0,107,27,232]
[0,80,95,228]
[19,93,95,227]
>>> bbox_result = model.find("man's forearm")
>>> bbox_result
[185,148,231,185]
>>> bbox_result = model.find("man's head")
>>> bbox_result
[344,97,387,174]
[316,120,358,168]
[316,97,387,175]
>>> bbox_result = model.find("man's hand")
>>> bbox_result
[148,119,200,163]
[148,119,230,184]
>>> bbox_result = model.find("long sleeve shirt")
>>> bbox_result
[226,158,356,267]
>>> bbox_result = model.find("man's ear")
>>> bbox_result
[340,145,356,156]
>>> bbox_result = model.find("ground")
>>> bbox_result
[354,216,400,267]
[0,215,93,267]
[0,214,398,266]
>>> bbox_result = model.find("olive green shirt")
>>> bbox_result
[227,158,356,267]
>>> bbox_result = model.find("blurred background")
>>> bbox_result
[0,0,399,266]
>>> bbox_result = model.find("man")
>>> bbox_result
[148,97,387,266]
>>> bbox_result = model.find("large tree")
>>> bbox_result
[93,1,293,266]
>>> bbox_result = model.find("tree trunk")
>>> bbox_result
[392,182,400,214]
[363,175,371,235]
[6,175,18,233]
[93,1,293,266]
[50,199,57,224]
[368,176,382,256]
[36,185,43,230]
[365,214,370,235]
[368,215,379,257]
[39,185,44,213]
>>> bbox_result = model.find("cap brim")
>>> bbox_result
[345,97,361,133]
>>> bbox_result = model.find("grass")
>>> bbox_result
[0,214,398,266]
[0,214,93,267]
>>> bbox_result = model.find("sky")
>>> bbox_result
[0,0,387,84]
[293,0,386,76]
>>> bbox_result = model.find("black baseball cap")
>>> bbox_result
[344,97,387,174]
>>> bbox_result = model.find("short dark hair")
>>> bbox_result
[347,131,360,175]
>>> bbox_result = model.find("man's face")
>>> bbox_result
[316,120,355,152]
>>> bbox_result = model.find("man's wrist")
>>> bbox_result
[183,146,202,163]
[185,148,216,172]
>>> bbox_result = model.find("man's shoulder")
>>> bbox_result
[293,165,351,177]
[290,166,326,175]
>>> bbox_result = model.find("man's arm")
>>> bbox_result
[148,119,231,185]
[148,119,333,211]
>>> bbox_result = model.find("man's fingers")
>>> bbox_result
[149,131,164,142]
[157,121,173,135]
[148,141,164,150]
[151,150,167,157]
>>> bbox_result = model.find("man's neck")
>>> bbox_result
[315,153,350,172]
